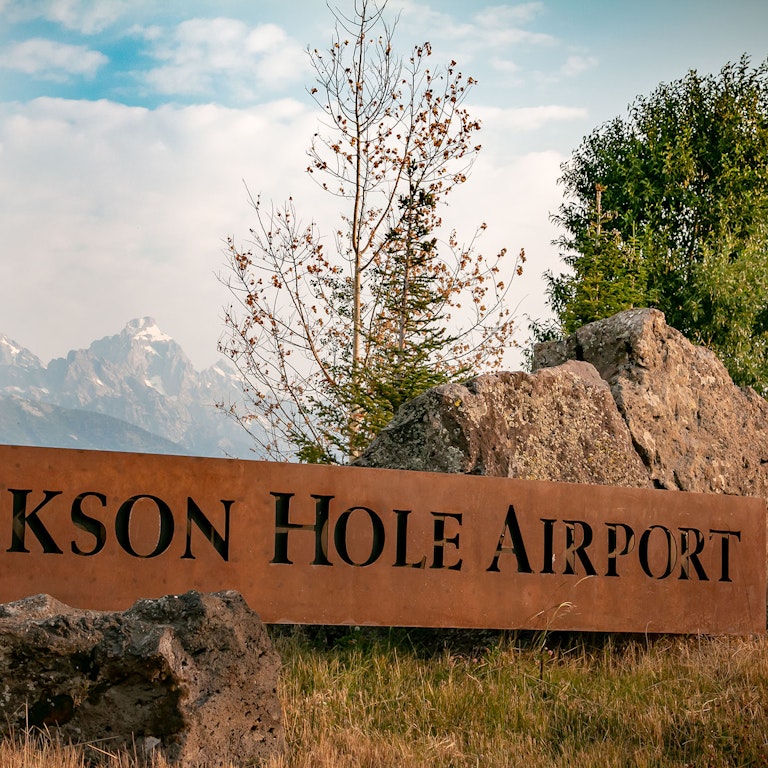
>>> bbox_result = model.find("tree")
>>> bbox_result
[544,56,768,389]
[544,184,648,336]
[219,0,523,463]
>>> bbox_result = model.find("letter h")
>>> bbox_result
[270,493,332,566]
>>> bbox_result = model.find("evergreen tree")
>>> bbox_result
[545,184,647,335]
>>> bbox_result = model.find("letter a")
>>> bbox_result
[487,505,532,573]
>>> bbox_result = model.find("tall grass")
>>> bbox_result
[266,627,768,768]
[3,628,767,767]
[0,728,158,768]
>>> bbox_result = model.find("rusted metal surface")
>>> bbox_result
[0,444,764,634]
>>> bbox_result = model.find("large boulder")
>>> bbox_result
[532,308,768,497]
[0,590,284,766]
[357,308,768,502]
[355,360,651,487]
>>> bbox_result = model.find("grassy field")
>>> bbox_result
[3,627,767,767]
[265,626,768,768]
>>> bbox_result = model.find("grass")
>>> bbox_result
[0,729,161,768]
[3,627,767,767]
[265,626,768,768]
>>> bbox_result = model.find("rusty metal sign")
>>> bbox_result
[0,444,764,634]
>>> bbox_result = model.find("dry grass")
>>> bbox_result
[3,628,768,767]
[0,728,236,768]
[0,730,152,768]
[266,626,768,768]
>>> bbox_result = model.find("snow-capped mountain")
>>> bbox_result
[0,335,43,369]
[0,318,255,458]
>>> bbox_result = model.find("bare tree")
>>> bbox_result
[219,0,524,462]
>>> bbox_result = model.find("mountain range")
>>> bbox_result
[0,318,256,458]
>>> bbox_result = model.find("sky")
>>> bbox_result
[1,0,767,372]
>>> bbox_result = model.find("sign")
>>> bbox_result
[0,444,764,634]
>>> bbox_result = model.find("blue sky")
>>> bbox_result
[1,0,767,369]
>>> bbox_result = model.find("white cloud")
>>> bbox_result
[0,38,107,79]
[443,105,579,355]
[471,4,554,47]
[1,0,133,34]
[143,18,309,102]
[470,147,565,327]
[474,104,588,132]
[0,96,332,368]
[0,94,565,371]
[246,24,287,54]
[474,3,545,26]
[493,58,521,72]
[388,1,554,49]
[560,54,599,78]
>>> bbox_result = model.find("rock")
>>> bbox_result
[0,591,284,766]
[358,307,768,501]
[532,308,768,497]
[355,360,651,487]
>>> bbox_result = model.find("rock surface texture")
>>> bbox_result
[356,359,651,487]
[0,590,284,766]
[357,308,768,499]
[533,308,768,497]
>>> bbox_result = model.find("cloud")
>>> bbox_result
[0,0,133,34]
[473,2,546,27]
[560,54,599,78]
[440,104,580,352]
[388,1,554,48]
[0,38,107,79]
[374,0,558,93]
[474,104,588,132]
[434,143,565,365]
[0,93,564,371]
[0,96,330,368]
[492,58,522,76]
[142,18,309,102]
[471,3,554,47]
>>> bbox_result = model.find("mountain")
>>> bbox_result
[0,319,256,458]
[0,334,45,391]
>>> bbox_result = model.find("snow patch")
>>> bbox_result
[144,375,167,395]
[19,400,45,417]
[137,325,173,343]
[127,317,173,344]
[0,336,22,357]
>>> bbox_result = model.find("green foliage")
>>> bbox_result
[545,186,648,336]
[546,55,768,389]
